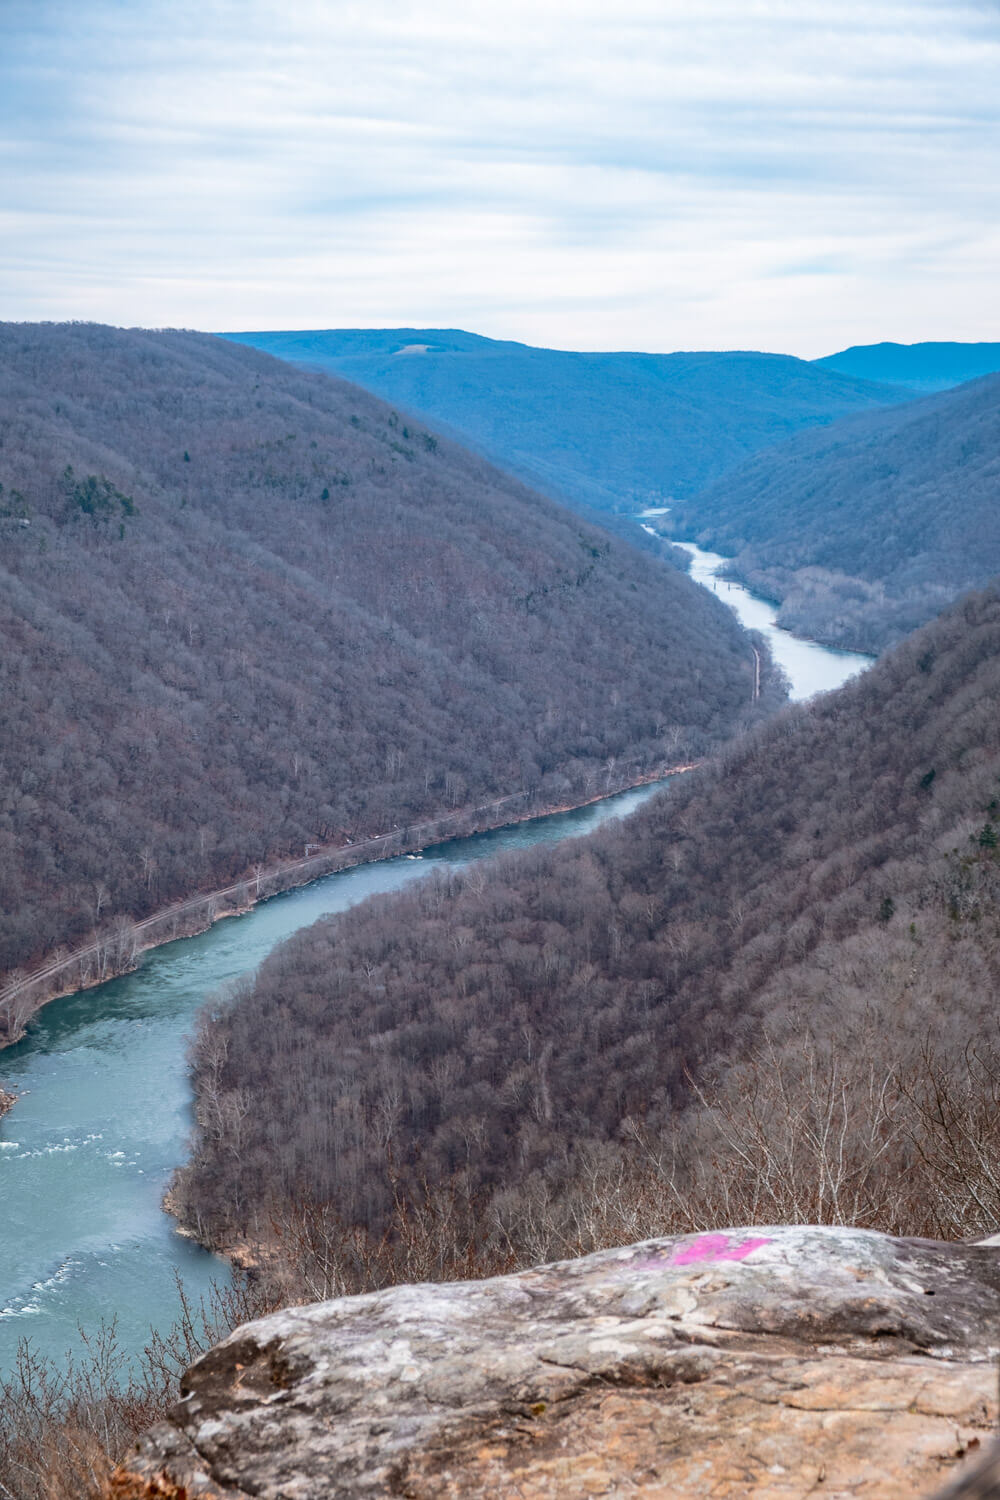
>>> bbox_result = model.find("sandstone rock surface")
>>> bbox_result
[111,1226,1000,1499]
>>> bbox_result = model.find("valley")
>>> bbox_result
[666,371,1000,652]
[228,329,1000,660]
[0,324,772,1024]
[0,327,996,1500]
[172,578,1000,1285]
[0,539,857,1375]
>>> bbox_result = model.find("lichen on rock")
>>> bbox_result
[109,1225,1000,1499]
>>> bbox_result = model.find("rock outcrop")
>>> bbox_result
[0,1086,15,1120]
[111,1226,1000,1499]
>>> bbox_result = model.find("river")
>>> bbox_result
[0,547,874,1377]
[0,783,665,1374]
[637,510,873,700]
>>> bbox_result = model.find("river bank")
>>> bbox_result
[0,758,700,1059]
[2,518,845,1060]
[665,538,873,699]
[0,773,689,1373]
[636,510,878,680]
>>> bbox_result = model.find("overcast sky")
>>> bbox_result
[2,0,999,355]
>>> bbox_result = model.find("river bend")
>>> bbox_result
[0,546,874,1374]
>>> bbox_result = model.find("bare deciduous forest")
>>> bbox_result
[172,582,1000,1267]
[0,323,773,1003]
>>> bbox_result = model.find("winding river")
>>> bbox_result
[0,541,875,1377]
[637,510,873,700]
[0,785,665,1373]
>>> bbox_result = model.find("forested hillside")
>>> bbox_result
[174,581,1000,1265]
[0,323,774,1001]
[816,340,1000,393]
[223,328,907,515]
[669,372,1000,651]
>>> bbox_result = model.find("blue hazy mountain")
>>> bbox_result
[222,328,907,513]
[816,341,1000,393]
[669,371,1000,652]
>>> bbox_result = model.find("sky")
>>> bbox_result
[2,0,999,355]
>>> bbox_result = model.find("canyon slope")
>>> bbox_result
[0,323,774,1005]
[223,328,907,514]
[670,372,1000,651]
[174,578,1000,1263]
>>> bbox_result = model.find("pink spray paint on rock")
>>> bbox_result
[670,1232,773,1267]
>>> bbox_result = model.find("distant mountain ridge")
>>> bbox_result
[669,370,1000,651]
[816,340,1000,393]
[222,328,908,515]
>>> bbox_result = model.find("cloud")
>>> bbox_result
[2,0,999,352]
